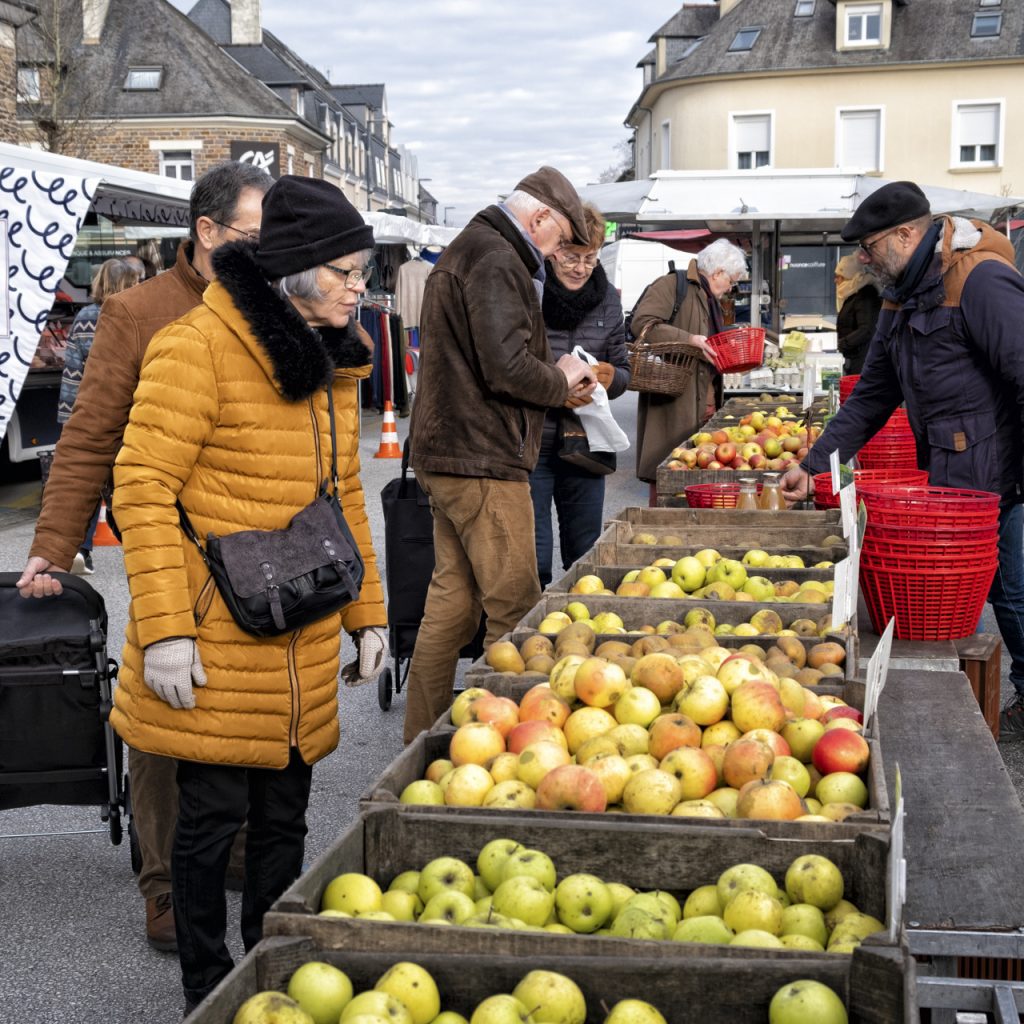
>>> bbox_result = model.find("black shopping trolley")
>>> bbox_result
[0,572,127,845]
[378,443,485,711]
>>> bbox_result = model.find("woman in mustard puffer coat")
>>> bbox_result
[111,177,386,1011]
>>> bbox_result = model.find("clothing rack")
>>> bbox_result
[358,297,409,415]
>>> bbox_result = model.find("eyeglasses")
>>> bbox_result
[858,226,901,258]
[210,220,259,244]
[557,251,599,270]
[322,262,374,289]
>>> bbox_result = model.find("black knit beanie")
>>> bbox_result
[254,176,375,278]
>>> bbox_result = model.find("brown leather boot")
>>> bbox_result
[146,892,177,952]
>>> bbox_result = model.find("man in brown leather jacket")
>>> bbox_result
[17,161,272,951]
[403,166,597,742]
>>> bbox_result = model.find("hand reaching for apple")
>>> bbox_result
[780,465,812,503]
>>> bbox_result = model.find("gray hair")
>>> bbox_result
[697,239,748,279]
[272,247,373,303]
[503,190,546,218]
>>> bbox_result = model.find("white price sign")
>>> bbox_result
[887,765,906,942]
[839,482,857,539]
[832,557,852,628]
[802,363,816,413]
[830,449,841,496]
[864,617,894,731]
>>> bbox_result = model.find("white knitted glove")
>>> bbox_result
[342,626,388,687]
[143,638,207,710]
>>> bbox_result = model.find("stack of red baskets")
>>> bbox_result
[812,468,928,509]
[857,484,1000,641]
[838,375,860,404]
[857,408,918,469]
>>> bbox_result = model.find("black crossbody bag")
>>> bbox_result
[177,388,364,637]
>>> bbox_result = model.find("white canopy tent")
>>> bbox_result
[363,211,459,248]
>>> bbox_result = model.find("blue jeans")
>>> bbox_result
[989,503,1024,697]
[80,502,100,552]
[529,446,607,589]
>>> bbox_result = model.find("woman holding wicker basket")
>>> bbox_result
[631,239,748,499]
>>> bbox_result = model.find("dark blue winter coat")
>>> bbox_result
[803,217,1024,505]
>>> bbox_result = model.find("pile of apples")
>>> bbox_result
[665,409,821,473]
[408,632,868,824]
[235,958,671,1024]
[317,840,882,959]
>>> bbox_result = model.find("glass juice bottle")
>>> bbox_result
[759,472,786,511]
[736,478,760,510]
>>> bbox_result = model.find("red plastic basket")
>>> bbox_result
[865,521,999,544]
[862,534,998,564]
[858,485,1001,529]
[857,448,921,470]
[812,469,928,509]
[684,482,762,508]
[839,375,860,403]
[860,562,997,640]
[706,327,766,374]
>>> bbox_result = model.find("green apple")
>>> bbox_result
[730,928,785,948]
[673,915,734,944]
[829,911,885,943]
[816,771,868,808]
[388,870,421,896]
[286,962,354,1024]
[683,884,723,919]
[742,549,770,568]
[433,1014,470,1024]
[469,994,535,1024]
[554,873,613,933]
[500,848,557,891]
[693,548,721,568]
[716,863,779,909]
[741,576,776,602]
[780,903,828,946]
[374,962,440,1024]
[591,611,625,633]
[780,718,825,764]
[317,909,351,918]
[512,970,586,1024]
[771,756,811,797]
[399,780,445,806]
[477,839,523,892]
[769,980,848,1024]
[603,1000,668,1024]
[491,875,556,927]
[565,600,591,621]
[613,686,662,728]
[649,580,686,599]
[824,898,860,933]
[321,872,383,915]
[632,890,680,925]
[340,990,413,1024]
[785,854,844,911]
[723,889,784,936]
[608,906,671,941]
[419,890,476,924]
[417,857,476,904]
[233,992,314,1024]
[709,558,747,590]
[380,890,420,922]
[636,566,667,590]
[606,881,636,919]
[355,910,395,922]
[671,556,706,593]
[780,933,826,952]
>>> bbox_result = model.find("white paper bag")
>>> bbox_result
[571,345,631,453]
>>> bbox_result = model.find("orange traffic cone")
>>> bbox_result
[373,401,403,458]
[92,501,121,546]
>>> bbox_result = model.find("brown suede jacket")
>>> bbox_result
[30,243,207,569]
[409,205,570,481]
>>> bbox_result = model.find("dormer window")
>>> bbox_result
[17,67,40,101]
[124,67,163,91]
[972,12,1002,37]
[845,3,882,46]
[794,0,815,15]
[729,27,762,52]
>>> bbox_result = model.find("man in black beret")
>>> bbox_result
[783,180,1024,742]
[403,167,597,741]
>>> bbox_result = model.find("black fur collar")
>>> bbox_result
[542,262,608,331]
[211,241,369,402]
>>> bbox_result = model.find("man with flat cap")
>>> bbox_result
[404,166,597,740]
[781,180,1024,742]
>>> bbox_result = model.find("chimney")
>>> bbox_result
[230,0,262,46]
[82,0,110,44]
[719,0,743,15]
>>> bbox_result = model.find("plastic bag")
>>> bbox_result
[571,345,631,453]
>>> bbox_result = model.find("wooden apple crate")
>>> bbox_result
[186,933,911,1024]
[263,805,894,964]
[360,723,890,829]
[605,505,843,528]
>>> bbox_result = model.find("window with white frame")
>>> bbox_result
[159,150,194,181]
[971,11,1001,37]
[124,67,163,91]
[733,114,771,170]
[955,102,1001,166]
[729,27,762,52]
[838,108,882,171]
[795,0,815,15]
[660,121,671,171]
[16,67,40,101]
[845,3,882,45]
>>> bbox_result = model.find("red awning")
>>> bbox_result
[628,229,712,241]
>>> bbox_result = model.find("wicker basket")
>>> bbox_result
[627,339,700,396]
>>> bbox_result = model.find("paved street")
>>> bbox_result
[0,391,1021,1024]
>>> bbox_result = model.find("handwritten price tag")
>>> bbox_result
[887,765,906,942]
[832,558,851,628]
[839,483,856,539]
[864,618,894,731]
[830,449,841,496]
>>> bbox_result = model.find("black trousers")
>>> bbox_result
[173,748,313,1005]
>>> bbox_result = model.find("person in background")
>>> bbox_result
[57,257,142,575]
[530,202,630,588]
[631,239,749,501]
[110,176,387,1013]
[404,166,597,742]
[834,252,881,375]
[17,161,273,953]
[781,180,1024,743]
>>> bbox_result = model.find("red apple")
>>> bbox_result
[821,706,864,726]
[466,694,520,738]
[722,737,775,789]
[715,442,737,465]
[812,729,870,775]
[736,778,805,821]
[518,685,572,728]
[534,764,608,812]
[507,719,568,755]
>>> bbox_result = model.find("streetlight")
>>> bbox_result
[444,205,455,226]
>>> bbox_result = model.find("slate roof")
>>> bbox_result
[330,84,387,111]
[16,0,297,121]
[647,0,1024,88]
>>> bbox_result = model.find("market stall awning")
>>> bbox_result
[363,211,460,248]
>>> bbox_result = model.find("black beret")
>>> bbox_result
[254,176,375,278]
[514,166,589,245]
[841,181,931,243]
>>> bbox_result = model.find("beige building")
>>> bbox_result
[628,0,1023,197]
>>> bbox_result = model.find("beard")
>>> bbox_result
[870,245,903,289]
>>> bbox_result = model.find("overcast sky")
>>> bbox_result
[168,0,706,224]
